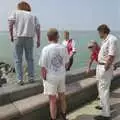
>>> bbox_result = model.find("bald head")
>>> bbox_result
[47,28,59,42]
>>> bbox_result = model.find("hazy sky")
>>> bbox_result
[0,0,119,30]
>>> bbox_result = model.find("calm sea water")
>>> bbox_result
[0,31,120,72]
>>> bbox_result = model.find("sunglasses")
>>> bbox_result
[88,46,94,48]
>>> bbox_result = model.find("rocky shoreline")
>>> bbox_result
[0,62,40,87]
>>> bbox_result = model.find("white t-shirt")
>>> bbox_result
[62,39,76,52]
[8,10,40,39]
[39,43,69,75]
[98,34,119,64]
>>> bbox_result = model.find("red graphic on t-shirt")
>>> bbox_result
[67,39,73,55]
[91,46,100,62]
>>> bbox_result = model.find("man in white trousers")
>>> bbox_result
[95,24,119,120]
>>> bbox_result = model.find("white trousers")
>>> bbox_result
[96,65,113,117]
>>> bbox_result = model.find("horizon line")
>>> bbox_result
[0,30,120,32]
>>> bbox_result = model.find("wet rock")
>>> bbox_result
[0,62,15,86]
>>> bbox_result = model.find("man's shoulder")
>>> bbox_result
[62,40,66,44]
[61,43,67,47]
[70,38,75,41]
[109,34,118,41]
[42,45,50,52]
[56,43,66,49]
[16,10,33,17]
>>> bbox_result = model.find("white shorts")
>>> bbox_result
[43,74,66,95]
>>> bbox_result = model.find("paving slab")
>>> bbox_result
[13,94,48,115]
[67,87,120,120]
[0,104,20,120]
[0,69,119,120]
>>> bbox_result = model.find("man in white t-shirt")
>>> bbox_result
[39,28,69,120]
[62,31,76,71]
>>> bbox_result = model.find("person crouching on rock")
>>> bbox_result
[87,40,100,73]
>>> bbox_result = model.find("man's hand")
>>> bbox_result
[73,51,76,54]
[104,64,110,71]
[41,67,47,80]
[37,41,40,48]
[10,36,14,42]
[105,55,114,71]
[86,68,91,74]
[71,52,76,57]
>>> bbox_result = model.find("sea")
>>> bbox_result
[0,31,120,77]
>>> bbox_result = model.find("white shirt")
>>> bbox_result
[39,43,69,75]
[8,10,40,39]
[62,39,76,53]
[98,34,119,64]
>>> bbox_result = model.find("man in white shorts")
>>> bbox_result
[39,28,69,120]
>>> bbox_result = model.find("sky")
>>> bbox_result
[0,0,120,31]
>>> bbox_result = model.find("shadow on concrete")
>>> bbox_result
[66,81,82,93]
[111,92,120,98]
[73,114,95,120]
[111,103,120,119]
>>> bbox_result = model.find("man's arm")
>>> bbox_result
[35,16,40,48]
[64,48,70,70]
[36,24,40,48]
[39,48,48,80]
[87,58,94,73]
[8,12,16,42]
[105,39,116,71]
[41,67,47,80]
[105,55,114,71]
[9,21,14,42]
[71,40,76,56]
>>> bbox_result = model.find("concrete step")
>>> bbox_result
[0,69,95,106]
[67,88,120,120]
[0,70,119,120]
[0,76,96,120]
[0,80,43,106]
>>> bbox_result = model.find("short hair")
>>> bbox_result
[90,40,98,45]
[17,1,31,12]
[97,24,110,34]
[47,28,58,37]
[64,31,69,34]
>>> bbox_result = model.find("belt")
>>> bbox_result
[98,62,106,65]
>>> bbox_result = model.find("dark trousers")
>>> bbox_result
[66,56,73,71]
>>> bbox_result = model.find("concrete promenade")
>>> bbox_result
[0,68,119,120]
[68,86,120,120]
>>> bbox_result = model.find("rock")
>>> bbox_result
[0,62,15,85]
[0,78,7,84]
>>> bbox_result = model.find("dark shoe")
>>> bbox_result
[97,97,100,100]
[17,80,24,86]
[95,106,103,110]
[95,106,113,111]
[94,115,111,120]
[60,113,68,120]
[29,79,35,83]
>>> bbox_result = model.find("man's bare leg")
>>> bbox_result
[58,93,67,119]
[49,95,57,120]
